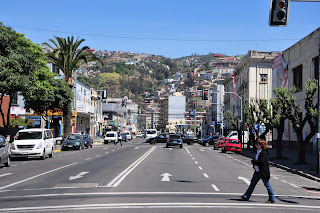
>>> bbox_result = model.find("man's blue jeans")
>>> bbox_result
[242,172,276,202]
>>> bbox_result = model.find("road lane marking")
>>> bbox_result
[288,183,299,188]
[106,146,156,187]
[0,173,13,178]
[134,147,139,150]
[200,150,204,152]
[160,173,172,182]
[198,166,203,170]
[96,155,101,157]
[271,175,279,180]
[192,158,195,160]
[11,165,17,167]
[169,148,172,150]
[103,147,108,150]
[203,173,209,178]
[238,176,250,185]
[112,150,115,152]
[1,202,320,211]
[211,184,220,191]
[185,147,190,154]
[195,161,198,165]
[0,162,78,190]
[69,172,89,181]
[86,158,91,161]
[21,162,27,165]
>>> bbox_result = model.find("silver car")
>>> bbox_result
[0,135,10,167]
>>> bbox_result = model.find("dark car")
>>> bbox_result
[182,135,197,145]
[82,135,93,148]
[200,135,221,146]
[61,135,85,150]
[147,133,168,144]
[121,133,127,142]
[166,134,183,148]
[0,135,10,167]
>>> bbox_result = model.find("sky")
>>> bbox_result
[1,0,320,58]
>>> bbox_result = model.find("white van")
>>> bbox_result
[123,131,132,140]
[11,128,54,160]
[227,131,249,144]
[145,129,158,140]
[104,131,118,144]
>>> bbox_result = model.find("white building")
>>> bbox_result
[223,50,279,131]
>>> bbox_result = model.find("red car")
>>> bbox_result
[214,137,226,150]
[221,138,241,153]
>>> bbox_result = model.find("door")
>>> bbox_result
[45,130,53,154]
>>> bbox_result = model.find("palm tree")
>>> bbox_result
[43,36,103,137]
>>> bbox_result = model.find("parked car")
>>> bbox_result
[147,133,168,144]
[82,135,93,148]
[136,131,143,138]
[221,138,242,153]
[199,135,221,146]
[104,131,118,144]
[123,131,132,140]
[182,135,197,145]
[214,137,226,150]
[61,135,85,150]
[11,128,54,160]
[166,134,183,148]
[54,136,63,145]
[0,135,10,167]
[121,133,127,142]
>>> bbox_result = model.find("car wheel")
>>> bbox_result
[180,144,183,149]
[90,144,93,148]
[4,155,10,167]
[222,148,226,153]
[40,149,46,160]
[48,147,54,158]
[205,142,209,147]
[165,144,169,148]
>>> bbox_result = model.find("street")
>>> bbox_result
[0,138,319,212]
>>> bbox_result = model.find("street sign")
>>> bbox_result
[189,110,195,118]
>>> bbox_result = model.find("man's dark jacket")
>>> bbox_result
[252,150,270,179]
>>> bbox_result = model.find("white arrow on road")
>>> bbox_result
[160,173,172,182]
[69,172,89,180]
[238,176,250,185]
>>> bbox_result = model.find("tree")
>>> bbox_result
[0,23,49,134]
[43,36,103,136]
[9,117,32,128]
[224,110,238,130]
[288,79,318,164]
[24,72,74,129]
[271,87,296,158]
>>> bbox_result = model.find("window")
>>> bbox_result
[52,64,59,74]
[293,65,303,92]
[260,74,267,83]
[11,92,18,105]
[313,56,319,80]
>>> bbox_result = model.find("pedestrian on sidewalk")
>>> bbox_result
[241,138,276,203]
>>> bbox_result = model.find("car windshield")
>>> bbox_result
[228,139,239,144]
[124,132,130,135]
[146,130,156,134]
[170,135,181,139]
[66,135,81,140]
[16,132,42,140]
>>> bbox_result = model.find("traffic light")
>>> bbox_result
[203,89,209,100]
[193,102,197,109]
[269,0,290,27]
[102,89,108,99]
[121,98,126,107]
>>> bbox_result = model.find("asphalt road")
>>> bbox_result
[0,138,319,212]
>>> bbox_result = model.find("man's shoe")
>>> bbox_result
[265,200,275,203]
[240,195,249,201]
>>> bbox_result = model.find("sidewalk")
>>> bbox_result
[241,148,320,182]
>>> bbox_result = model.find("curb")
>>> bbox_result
[54,150,61,153]
[240,151,320,183]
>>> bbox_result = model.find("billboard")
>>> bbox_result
[272,53,289,98]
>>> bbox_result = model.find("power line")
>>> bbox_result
[11,25,300,43]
